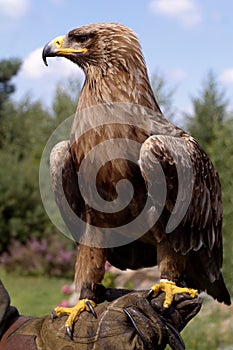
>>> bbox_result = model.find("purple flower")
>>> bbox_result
[61,285,73,295]
[59,300,70,307]
[105,261,111,271]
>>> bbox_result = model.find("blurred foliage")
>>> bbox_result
[52,79,81,125]
[0,236,76,278]
[151,71,176,121]
[0,58,21,112]
[0,99,53,251]
[186,71,229,145]
[102,271,116,288]
[0,58,79,252]
[181,300,233,350]
[185,71,233,295]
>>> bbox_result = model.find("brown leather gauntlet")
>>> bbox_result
[0,280,202,350]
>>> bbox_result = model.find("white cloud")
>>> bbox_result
[219,69,233,84]
[20,47,83,80]
[16,47,84,107]
[0,0,29,18]
[149,0,202,27]
[169,68,187,82]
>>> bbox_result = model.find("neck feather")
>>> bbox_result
[77,60,161,113]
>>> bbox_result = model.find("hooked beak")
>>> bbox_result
[42,35,87,66]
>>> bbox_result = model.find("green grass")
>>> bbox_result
[1,268,72,316]
[181,298,233,350]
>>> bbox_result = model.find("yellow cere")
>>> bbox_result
[53,35,65,49]
[53,35,88,54]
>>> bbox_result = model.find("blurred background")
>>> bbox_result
[0,1,232,348]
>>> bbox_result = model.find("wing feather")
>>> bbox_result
[50,140,84,240]
[139,133,223,277]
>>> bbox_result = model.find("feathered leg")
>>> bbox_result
[55,244,106,337]
[50,141,107,336]
[148,239,197,307]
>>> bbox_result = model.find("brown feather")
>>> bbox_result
[45,22,231,305]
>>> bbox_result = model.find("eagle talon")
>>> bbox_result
[51,310,58,320]
[146,289,154,300]
[52,299,97,338]
[149,280,198,308]
[86,300,97,318]
[66,325,73,339]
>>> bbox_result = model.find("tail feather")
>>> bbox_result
[206,273,231,305]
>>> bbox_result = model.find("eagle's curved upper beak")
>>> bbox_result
[42,35,65,66]
[42,35,87,66]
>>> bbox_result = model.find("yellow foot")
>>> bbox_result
[148,280,198,308]
[53,298,96,338]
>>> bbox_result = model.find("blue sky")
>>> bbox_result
[1,0,233,116]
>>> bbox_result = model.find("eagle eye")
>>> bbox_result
[75,35,90,43]
[68,30,95,44]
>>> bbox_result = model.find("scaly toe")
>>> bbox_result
[51,299,97,338]
[52,299,97,338]
[54,306,73,317]
[149,280,198,308]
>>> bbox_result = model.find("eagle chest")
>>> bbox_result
[69,122,148,226]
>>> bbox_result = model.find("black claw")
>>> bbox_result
[86,300,97,318]
[123,308,149,350]
[146,289,154,300]
[50,310,57,320]
[66,325,73,340]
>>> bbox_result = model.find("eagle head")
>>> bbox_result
[42,22,144,73]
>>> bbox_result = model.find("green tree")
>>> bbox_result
[1,98,51,158]
[151,71,176,121]
[0,58,21,113]
[205,120,233,296]
[185,71,233,295]
[186,71,229,148]
[52,79,81,126]
[0,72,82,252]
[0,97,53,251]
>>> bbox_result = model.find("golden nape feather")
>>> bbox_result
[43,22,231,336]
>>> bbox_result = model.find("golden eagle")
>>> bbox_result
[42,23,231,335]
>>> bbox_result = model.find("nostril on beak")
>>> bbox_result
[53,35,65,49]
[55,39,62,47]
